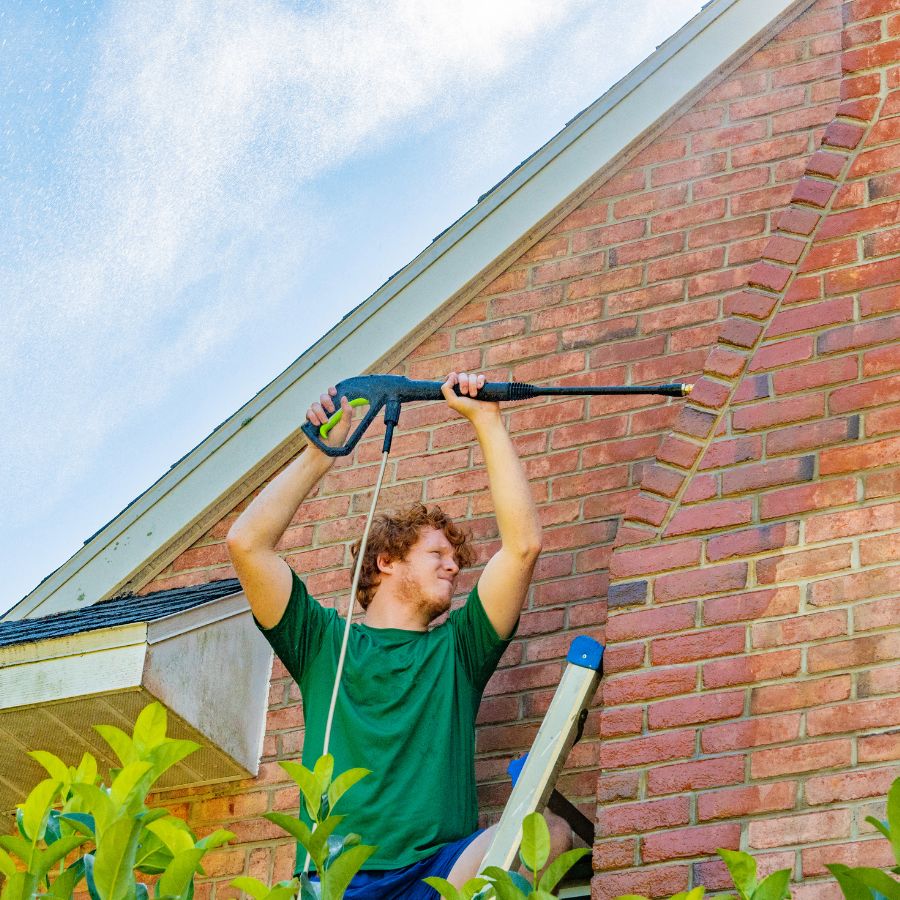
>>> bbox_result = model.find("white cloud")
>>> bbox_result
[1,0,592,525]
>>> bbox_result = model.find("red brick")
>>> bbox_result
[642,824,740,862]
[648,756,745,796]
[756,544,853,583]
[599,730,696,769]
[752,610,847,649]
[859,733,900,763]
[725,290,779,320]
[807,696,900,736]
[648,691,744,729]
[703,649,801,689]
[793,177,836,208]
[720,317,765,349]
[860,533,900,566]
[806,767,899,805]
[664,501,753,537]
[600,706,643,738]
[751,674,852,715]
[767,417,859,456]
[703,586,800,625]
[861,285,900,318]
[808,632,900,672]
[818,200,900,240]
[806,150,847,179]
[724,457,815,496]
[651,626,745,665]
[864,344,900,377]
[698,782,797,822]
[732,394,825,431]
[856,596,900,632]
[707,524,799,562]
[809,566,900,606]
[700,436,763,470]
[597,796,691,837]
[801,238,859,273]
[806,501,900,541]
[592,864,690,900]
[655,563,748,602]
[610,540,702,578]
[784,275,822,304]
[802,839,897,878]
[821,435,900,474]
[701,714,802,753]
[773,356,858,394]
[748,336,815,373]
[606,603,696,641]
[748,808,851,849]
[603,665,698,706]
[832,374,900,413]
[751,739,852,778]
[641,464,686,499]
[749,261,793,293]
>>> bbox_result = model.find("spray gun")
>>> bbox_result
[300,374,693,456]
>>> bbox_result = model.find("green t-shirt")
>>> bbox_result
[256,570,513,871]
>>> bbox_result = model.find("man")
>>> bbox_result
[227,372,565,897]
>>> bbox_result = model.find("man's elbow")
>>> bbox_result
[226,523,253,563]
[517,537,542,564]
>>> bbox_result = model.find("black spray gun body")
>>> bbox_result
[300,374,692,457]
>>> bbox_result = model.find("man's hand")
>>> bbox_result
[305,386,355,453]
[440,371,500,424]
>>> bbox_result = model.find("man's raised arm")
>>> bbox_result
[441,372,542,639]
[227,390,353,628]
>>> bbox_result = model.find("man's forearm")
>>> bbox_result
[472,414,542,556]
[227,445,333,553]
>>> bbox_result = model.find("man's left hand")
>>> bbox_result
[440,371,500,423]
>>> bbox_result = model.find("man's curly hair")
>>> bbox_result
[350,503,475,609]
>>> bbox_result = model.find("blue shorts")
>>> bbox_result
[310,830,483,899]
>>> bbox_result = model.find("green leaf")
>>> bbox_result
[718,848,758,900]
[298,873,321,900]
[22,779,62,844]
[481,867,528,900]
[888,779,900,865]
[306,817,344,866]
[133,704,169,754]
[44,857,86,900]
[422,877,463,900]
[867,818,892,842]
[148,741,200,784]
[92,815,143,900]
[537,847,590,893]
[0,848,16,878]
[841,868,900,900]
[29,752,71,786]
[44,809,63,846]
[146,818,196,855]
[195,830,234,852]
[159,849,206,900]
[58,813,95,837]
[324,831,358,870]
[313,756,334,793]
[326,769,370,814]
[36,834,89,879]
[0,835,33,864]
[264,884,302,900]
[136,881,150,900]
[82,854,101,900]
[69,785,115,836]
[751,868,791,900]
[529,892,557,900]
[320,844,375,900]
[0,871,39,900]
[827,864,875,900]
[461,877,492,900]
[264,812,325,871]
[110,761,154,805]
[95,725,139,766]
[279,761,322,822]
[73,754,99,786]
[230,877,271,900]
[519,812,550,877]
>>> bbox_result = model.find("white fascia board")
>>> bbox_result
[8,0,805,622]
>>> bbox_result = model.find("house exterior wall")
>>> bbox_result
[140,0,898,897]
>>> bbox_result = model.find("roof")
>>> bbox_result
[4,0,810,622]
[0,578,241,647]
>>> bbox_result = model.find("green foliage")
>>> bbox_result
[0,702,232,900]
[828,776,900,900]
[250,755,375,900]
[717,848,791,900]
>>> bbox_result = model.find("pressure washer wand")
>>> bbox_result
[300,374,692,457]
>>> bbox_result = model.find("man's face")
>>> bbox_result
[389,527,460,620]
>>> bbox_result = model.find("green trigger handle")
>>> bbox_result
[318,398,370,438]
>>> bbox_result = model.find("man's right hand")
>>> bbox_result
[306,387,355,454]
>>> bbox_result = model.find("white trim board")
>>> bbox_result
[5,0,809,621]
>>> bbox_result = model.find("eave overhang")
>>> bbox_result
[0,590,271,819]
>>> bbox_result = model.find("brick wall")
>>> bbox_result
[141,0,900,896]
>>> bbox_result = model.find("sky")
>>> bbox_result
[1,0,702,616]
